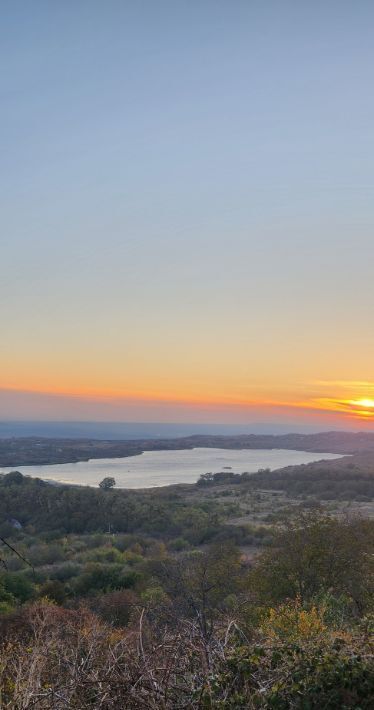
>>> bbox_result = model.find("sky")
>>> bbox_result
[1,1,374,429]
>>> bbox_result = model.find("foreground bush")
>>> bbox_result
[0,601,372,708]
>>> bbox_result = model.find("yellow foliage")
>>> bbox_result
[261,598,327,641]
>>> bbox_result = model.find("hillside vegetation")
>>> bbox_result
[0,467,373,707]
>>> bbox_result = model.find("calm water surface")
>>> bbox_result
[1,448,342,488]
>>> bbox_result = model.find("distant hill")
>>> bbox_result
[0,420,326,439]
[1,430,374,467]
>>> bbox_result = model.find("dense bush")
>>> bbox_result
[0,473,228,542]
[0,600,372,708]
[0,482,373,707]
[249,465,374,500]
[250,511,374,613]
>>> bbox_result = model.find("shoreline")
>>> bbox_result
[0,430,369,468]
[0,447,344,490]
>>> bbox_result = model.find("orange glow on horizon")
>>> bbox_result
[2,382,374,424]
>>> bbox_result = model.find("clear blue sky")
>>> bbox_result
[1,1,374,426]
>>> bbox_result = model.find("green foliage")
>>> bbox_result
[72,562,139,595]
[99,477,116,490]
[2,471,24,486]
[40,579,67,604]
[85,546,124,564]
[49,562,81,582]
[28,543,65,567]
[0,471,373,707]
[153,542,243,637]
[206,632,374,708]
[1,573,35,603]
[250,511,374,612]
[0,579,15,613]
[0,474,229,542]
[250,465,374,500]
[168,536,189,551]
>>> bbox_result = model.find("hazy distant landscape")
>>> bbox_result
[0,420,325,439]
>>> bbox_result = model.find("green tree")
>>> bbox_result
[2,471,24,486]
[99,477,116,490]
[2,573,35,603]
[251,511,374,612]
[155,542,244,638]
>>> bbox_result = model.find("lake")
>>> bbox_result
[0,447,342,488]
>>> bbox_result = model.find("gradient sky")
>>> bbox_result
[2,1,374,427]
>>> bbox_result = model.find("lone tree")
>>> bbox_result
[99,477,116,490]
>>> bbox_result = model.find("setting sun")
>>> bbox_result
[351,399,374,409]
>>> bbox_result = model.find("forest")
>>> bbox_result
[0,469,372,707]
